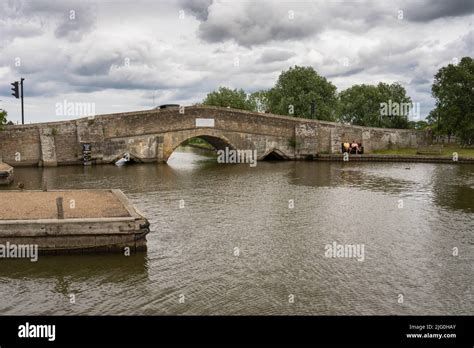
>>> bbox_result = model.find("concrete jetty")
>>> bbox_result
[0,189,150,254]
[0,162,14,185]
[313,154,474,164]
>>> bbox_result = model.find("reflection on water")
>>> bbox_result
[288,162,419,194]
[0,146,473,315]
[0,254,148,315]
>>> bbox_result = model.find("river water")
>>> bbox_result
[0,147,472,315]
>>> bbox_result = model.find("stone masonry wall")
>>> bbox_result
[0,106,427,166]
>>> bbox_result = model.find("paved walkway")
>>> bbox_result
[0,190,130,220]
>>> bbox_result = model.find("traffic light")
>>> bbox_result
[10,78,25,124]
[11,81,19,99]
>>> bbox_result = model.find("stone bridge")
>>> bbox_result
[0,105,427,166]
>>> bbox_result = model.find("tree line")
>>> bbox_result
[202,57,473,145]
[1,57,471,144]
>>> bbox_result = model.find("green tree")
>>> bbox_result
[426,108,446,136]
[378,82,412,129]
[408,120,429,130]
[0,108,7,127]
[249,90,270,113]
[430,56,474,144]
[202,86,256,111]
[339,82,412,128]
[339,84,381,126]
[266,66,338,120]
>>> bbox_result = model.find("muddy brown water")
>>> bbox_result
[0,147,472,315]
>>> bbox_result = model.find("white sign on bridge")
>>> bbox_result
[195,118,215,127]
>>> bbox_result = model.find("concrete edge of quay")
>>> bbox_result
[312,154,474,164]
[0,189,150,254]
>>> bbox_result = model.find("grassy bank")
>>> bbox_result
[372,145,474,158]
[182,137,215,150]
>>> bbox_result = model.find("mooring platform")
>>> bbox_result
[0,162,14,185]
[0,189,150,253]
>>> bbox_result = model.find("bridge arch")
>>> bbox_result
[163,129,238,162]
[260,148,290,161]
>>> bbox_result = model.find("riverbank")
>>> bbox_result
[0,189,150,253]
[313,154,474,164]
[372,145,474,158]
[183,138,215,151]
[186,143,216,151]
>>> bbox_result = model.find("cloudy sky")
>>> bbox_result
[0,0,472,124]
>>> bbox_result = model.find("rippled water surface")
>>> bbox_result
[0,147,473,315]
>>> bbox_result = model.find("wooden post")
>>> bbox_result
[56,197,64,219]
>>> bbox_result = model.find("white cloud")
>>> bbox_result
[0,0,472,123]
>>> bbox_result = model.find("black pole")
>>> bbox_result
[20,78,24,125]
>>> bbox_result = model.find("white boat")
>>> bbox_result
[0,162,14,185]
[115,153,130,166]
